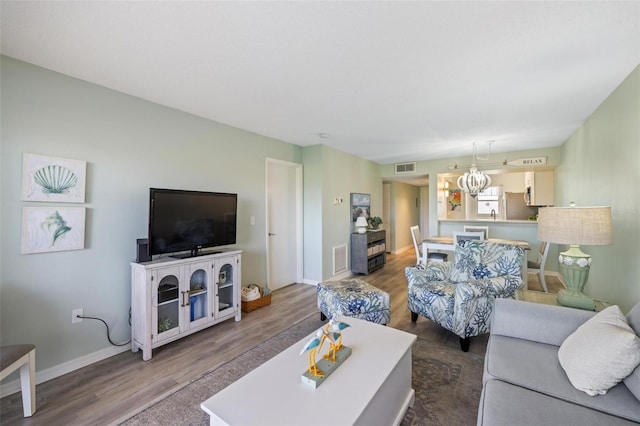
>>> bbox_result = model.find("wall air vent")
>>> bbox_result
[395,162,416,174]
[333,244,348,276]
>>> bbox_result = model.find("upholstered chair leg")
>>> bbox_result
[411,311,418,322]
[459,337,470,352]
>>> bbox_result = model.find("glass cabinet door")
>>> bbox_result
[155,270,180,340]
[187,265,209,327]
[216,259,235,316]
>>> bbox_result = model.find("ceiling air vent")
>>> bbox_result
[395,162,416,174]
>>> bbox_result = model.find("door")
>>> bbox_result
[266,159,302,291]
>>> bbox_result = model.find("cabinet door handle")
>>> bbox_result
[268,233,277,236]
[181,291,190,307]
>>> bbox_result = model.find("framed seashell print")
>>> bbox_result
[21,153,86,203]
[21,206,86,254]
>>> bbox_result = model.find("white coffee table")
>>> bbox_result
[201,317,417,426]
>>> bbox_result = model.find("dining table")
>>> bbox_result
[422,236,530,282]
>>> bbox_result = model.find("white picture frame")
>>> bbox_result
[21,153,87,203]
[21,207,86,254]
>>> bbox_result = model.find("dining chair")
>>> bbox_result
[527,241,550,292]
[452,231,485,246]
[410,225,425,265]
[463,225,489,239]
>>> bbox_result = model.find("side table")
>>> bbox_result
[516,290,609,312]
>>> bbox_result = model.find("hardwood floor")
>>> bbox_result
[0,249,421,426]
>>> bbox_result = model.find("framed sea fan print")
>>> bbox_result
[21,153,86,203]
[21,206,86,254]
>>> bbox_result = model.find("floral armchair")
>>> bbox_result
[406,239,525,351]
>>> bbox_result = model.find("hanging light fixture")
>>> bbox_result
[457,142,492,198]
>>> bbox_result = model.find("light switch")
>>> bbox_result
[250,216,255,226]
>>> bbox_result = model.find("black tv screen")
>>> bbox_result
[148,188,237,257]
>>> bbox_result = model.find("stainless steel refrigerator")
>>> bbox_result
[504,192,537,220]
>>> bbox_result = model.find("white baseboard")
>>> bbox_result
[0,344,130,398]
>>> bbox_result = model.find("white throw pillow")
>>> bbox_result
[558,305,640,396]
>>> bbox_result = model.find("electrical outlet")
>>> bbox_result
[72,308,83,324]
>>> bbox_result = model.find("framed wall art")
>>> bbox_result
[21,153,87,203]
[351,193,371,222]
[449,189,462,211]
[21,206,86,254]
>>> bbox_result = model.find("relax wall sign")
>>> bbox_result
[507,156,547,167]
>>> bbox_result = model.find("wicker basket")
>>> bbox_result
[241,293,272,313]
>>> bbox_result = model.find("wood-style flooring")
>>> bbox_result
[0,249,421,425]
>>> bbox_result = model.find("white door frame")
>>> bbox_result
[420,185,429,237]
[265,158,303,288]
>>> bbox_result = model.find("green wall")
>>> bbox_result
[302,145,382,282]
[555,66,639,312]
[1,56,302,373]
[302,145,323,282]
[0,56,385,380]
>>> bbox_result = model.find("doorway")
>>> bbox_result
[265,159,303,291]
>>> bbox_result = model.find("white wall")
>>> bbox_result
[0,56,302,373]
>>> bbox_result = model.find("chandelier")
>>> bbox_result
[456,142,492,198]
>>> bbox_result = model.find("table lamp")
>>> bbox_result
[537,204,612,310]
[355,216,368,234]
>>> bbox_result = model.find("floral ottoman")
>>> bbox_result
[317,278,390,325]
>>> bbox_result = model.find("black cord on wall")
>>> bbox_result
[77,312,131,347]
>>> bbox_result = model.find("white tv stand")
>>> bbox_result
[130,249,242,361]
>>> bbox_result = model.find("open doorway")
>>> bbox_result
[382,175,429,254]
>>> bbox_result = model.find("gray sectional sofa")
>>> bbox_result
[478,298,640,425]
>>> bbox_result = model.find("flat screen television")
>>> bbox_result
[148,188,237,257]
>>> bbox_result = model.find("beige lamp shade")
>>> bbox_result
[537,206,612,246]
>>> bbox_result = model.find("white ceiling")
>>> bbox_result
[1,1,638,165]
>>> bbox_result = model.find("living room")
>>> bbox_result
[1,2,639,424]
